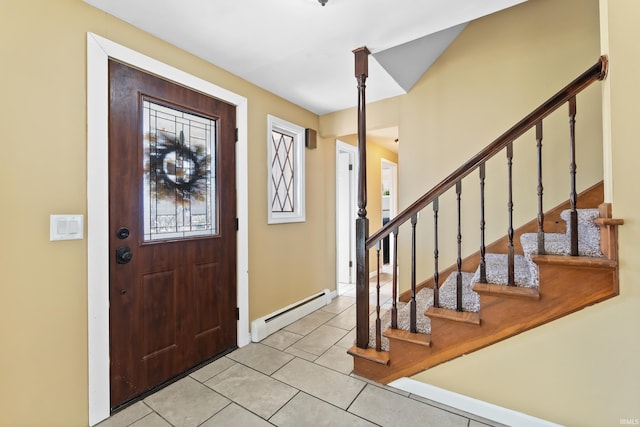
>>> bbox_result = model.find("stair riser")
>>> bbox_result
[353,261,618,384]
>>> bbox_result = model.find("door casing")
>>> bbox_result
[335,140,358,292]
[87,33,249,426]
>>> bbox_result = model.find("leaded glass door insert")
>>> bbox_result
[143,99,217,241]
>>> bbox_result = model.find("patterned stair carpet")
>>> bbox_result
[368,208,603,351]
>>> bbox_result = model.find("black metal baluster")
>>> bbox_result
[479,163,487,283]
[507,142,515,286]
[433,198,440,308]
[375,241,381,351]
[456,182,463,312]
[410,214,418,333]
[568,97,578,256]
[391,227,399,329]
[536,121,545,255]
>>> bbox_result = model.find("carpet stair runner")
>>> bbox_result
[368,208,602,351]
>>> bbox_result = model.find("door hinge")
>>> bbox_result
[235,128,238,142]
[348,164,353,171]
[349,260,353,267]
[236,307,240,320]
[235,218,239,231]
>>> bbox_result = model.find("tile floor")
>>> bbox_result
[98,287,506,427]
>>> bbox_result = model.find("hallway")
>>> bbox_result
[98,293,503,427]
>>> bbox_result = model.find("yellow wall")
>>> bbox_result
[397,0,603,288]
[321,0,640,425]
[0,1,333,425]
[408,1,640,426]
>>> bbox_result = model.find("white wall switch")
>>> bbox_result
[50,214,84,241]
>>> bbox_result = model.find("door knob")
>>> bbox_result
[116,246,133,264]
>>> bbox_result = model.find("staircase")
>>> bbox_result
[347,51,623,384]
[349,185,623,383]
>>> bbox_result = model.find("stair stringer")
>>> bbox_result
[351,209,621,385]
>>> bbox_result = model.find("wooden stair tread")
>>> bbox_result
[383,329,431,347]
[473,282,540,300]
[531,254,617,268]
[347,345,390,365]
[594,217,624,226]
[425,306,481,325]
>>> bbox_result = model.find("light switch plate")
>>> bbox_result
[50,214,84,241]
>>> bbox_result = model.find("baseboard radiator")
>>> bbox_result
[251,289,331,342]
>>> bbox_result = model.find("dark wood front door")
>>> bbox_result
[108,60,237,409]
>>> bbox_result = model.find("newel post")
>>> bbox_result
[354,46,370,349]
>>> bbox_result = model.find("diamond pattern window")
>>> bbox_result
[267,115,305,224]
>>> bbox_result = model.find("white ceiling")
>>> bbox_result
[84,0,525,115]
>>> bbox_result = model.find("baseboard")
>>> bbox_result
[250,289,332,342]
[388,378,563,427]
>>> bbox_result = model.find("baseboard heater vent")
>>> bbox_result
[251,289,331,342]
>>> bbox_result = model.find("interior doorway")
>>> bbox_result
[335,140,357,295]
[381,159,398,271]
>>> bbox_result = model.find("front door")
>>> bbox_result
[108,60,237,409]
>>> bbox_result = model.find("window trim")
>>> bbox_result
[267,115,306,224]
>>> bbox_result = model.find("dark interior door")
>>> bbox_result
[108,60,237,408]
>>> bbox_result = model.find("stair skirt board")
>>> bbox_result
[250,289,332,342]
[389,378,563,427]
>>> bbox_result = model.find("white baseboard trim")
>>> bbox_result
[388,378,564,427]
[250,289,331,342]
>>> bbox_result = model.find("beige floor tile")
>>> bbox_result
[283,310,335,335]
[272,358,365,409]
[226,342,294,375]
[410,394,508,427]
[321,296,355,314]
[284,346,318,361]
[144,377,229,427]
[260,329,303,351]
[289,325,348,356]
[190,356,236,383]
[325,305,357,330]
[270,392,376,427]
[97,401,152,427]
[334,328,356,349]
[205,363,297,419]
[349,384,468,427]
[130,412,172,427]
[200,403,273,427]
[314,346,353,375]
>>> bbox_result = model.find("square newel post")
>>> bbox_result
[354,46,370,349]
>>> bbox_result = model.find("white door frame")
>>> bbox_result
[87,33,250,425]
[335,140,358,292]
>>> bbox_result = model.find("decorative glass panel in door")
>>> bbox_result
[142,99,217,241]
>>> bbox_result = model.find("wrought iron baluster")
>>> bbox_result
[479,163,487,283]
[456,181,463,312]
[536,121,545,255]
[391,227,399,329]
[375,241,381,351]
[507,142,515,286]
[433,198,440,308]
[568,97,578,256]
[410,214,418,333]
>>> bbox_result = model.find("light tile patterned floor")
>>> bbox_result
[98,293,505,427]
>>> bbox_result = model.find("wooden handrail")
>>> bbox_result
[365,55,608,250]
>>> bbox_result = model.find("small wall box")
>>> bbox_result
[305,128,317,149]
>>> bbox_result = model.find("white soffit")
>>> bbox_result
[373,23,468,92]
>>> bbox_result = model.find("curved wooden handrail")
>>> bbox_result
[366,55,608,249]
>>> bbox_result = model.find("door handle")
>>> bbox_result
[116,246,133,264]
